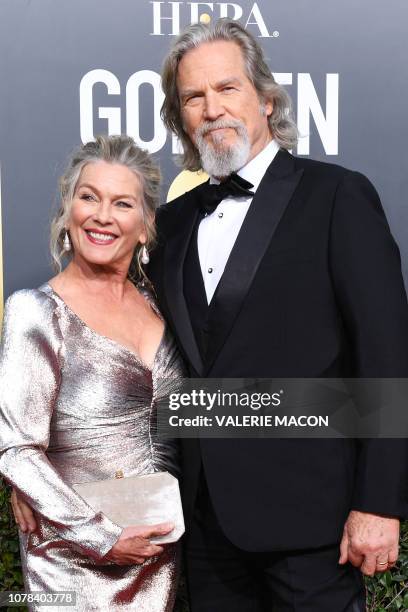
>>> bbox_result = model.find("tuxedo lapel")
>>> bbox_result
[163,188,205,376]
[204,150,304,372]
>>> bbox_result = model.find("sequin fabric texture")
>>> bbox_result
[0,284,185,611]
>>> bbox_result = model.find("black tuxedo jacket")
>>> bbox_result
[148,149,408,551]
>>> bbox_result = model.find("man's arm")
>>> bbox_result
[330,171,408,574]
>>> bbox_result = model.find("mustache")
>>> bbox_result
[195,119,247,140]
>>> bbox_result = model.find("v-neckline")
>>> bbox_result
[40,283,166,372]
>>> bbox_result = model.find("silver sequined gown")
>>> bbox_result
[0,283,185,612]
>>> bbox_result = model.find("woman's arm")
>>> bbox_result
[10,488,175,565]
[0,290,122,560]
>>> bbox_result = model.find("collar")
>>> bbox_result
[210,139,280,192]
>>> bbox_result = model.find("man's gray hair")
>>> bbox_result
[161,18,298,171]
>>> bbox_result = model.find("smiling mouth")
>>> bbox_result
[85,230,118,245]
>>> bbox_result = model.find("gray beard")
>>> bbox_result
[195,119,251,178]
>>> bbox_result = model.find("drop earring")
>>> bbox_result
[63,231,71,252]
[141,245,149,264]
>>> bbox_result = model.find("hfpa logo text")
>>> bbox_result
[150,1,279,38]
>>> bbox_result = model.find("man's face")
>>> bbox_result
[177,40,273,177]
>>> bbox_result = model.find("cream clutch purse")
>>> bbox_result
[73,471,185,544]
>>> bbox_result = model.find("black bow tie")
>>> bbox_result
[198,173,254,215]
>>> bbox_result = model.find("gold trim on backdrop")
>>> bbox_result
[0,163,3,327]
[167,169,208,202]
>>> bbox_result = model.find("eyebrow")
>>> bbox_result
[180,77,243,100]
[216,77,243,89]
[77,183,138,202]
[179,88,202,101]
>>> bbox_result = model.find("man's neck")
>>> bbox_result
[246,133,273,167]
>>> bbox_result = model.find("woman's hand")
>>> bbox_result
[11,488,174,565]
[10,489,37,533]
[105,523,174,565]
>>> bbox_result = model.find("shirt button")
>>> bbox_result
[218,212,223,218]
[208,268,213,274]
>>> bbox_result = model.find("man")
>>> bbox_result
[12,18,408,612]
[151,18,408,611]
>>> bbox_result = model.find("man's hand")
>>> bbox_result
[339,510,400,576]
[10,489,37,533]
[105,523,174,565]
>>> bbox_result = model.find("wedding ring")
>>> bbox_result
[377,561,388,566]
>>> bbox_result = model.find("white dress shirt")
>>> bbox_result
[197,139,280,303]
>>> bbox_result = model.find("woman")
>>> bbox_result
[0,135,185,611]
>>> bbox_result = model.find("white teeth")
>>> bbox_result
[88,231,116,242]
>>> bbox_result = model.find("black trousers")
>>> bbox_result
[185,475,366,612]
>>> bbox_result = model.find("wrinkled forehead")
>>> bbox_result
[176,40,248,93]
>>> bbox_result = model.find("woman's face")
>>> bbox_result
[67,161,147,270]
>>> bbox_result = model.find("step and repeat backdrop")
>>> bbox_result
[0,0,407,312]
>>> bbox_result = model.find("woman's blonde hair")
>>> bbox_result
[50,135,161,280]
